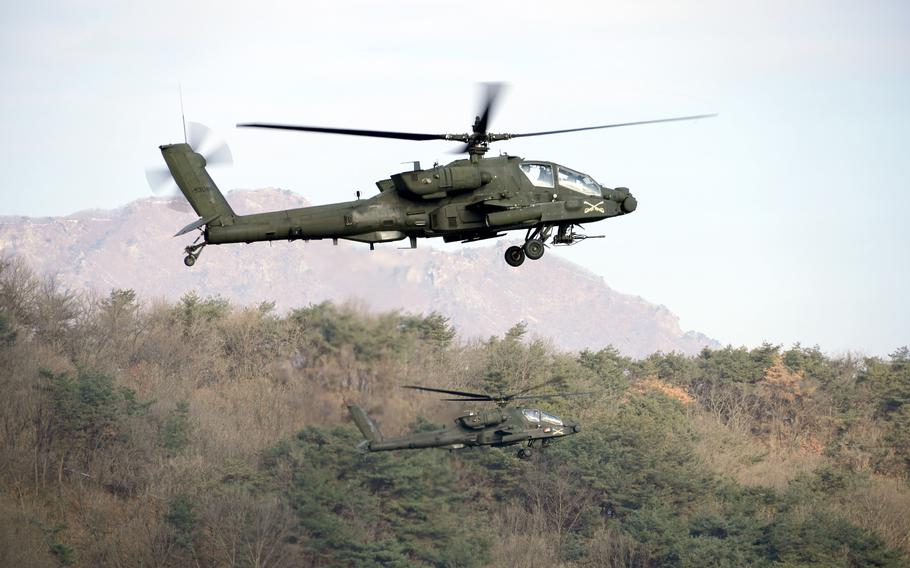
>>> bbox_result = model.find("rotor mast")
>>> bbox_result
[468,115,490,162]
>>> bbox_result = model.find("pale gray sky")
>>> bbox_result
[1,0,908,355]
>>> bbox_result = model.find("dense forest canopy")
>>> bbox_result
[0,256,908,567]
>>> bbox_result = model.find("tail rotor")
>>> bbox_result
[186,122,233,168]
[144,122,233,201]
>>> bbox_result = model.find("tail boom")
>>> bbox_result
[348,405,383,448]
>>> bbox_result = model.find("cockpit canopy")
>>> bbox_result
[519,162,554,188]
[521,408,564,426]
[519,161,603,197]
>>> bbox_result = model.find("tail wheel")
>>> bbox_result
[524,239,545,260]
[518,448,533,460]
[505,246,525,267]
[183,242,205,267]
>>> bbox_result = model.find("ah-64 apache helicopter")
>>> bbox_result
[148,84,713,267]
[348,380,589,459]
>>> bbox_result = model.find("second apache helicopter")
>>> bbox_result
[348,380,588,459]
[149,84,713,267]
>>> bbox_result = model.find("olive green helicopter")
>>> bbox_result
[348,379,589,459]
[147,84,713,267]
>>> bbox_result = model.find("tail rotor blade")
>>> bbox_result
[187,121,233,167]
[205,142,233,167]
[186,121,214,152]
[145,166,178,196]
[147,122,232,216]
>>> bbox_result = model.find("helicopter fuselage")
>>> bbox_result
[199,154,636,256]
[156,85,711,267]
[349,405,580,458]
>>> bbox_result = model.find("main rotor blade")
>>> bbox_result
[509,392,594,401]
[238,123,449,142]
[506,377,567,399]
[507,113,717,140]
[475,82,505,135]
[402,385,492,399]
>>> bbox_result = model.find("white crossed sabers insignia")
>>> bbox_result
[552,428,565,436]
[584,201,604,214]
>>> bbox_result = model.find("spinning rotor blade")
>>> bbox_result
[204,142,233,166]
[236,83,714,157]
[187,121,213,150]
[238,123,448,142]
[505,113,717,140]
[239,83,505,153]
[145,166,176,195]
[440,392,593,404]
[143,165,185,210]
[507,377,567,399]
[145,122,232,206]
[187,121,233,166]
[404,377,585,405]
[406,380,593,408]
[144,165,186,212]
[475,81,505,135]
[509,392,594,401]
[402,385,492,400]
[451,82,506,154]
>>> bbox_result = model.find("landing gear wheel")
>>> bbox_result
[182,242,206,267]
[518,448,533,460]
[523,239,545,260]
[505,246,525,267]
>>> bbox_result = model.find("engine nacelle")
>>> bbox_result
[459,409,507,429]
[391,165,491,200]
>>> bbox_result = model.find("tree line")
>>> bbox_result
[0,255,907,567]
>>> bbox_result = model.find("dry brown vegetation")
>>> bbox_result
[1,254,908,567]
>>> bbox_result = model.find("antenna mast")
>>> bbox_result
[179,83,187,144]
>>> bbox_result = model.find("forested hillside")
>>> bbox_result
[1,255,908,567]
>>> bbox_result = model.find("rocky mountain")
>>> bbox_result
[0,189,718,357]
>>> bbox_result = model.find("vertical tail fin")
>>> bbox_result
[348,405,383,444]
[160,143,235,223]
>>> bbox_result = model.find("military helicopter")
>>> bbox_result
[149,84,713,267]
[347,379,589,459]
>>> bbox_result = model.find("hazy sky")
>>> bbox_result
[2,0,908,355]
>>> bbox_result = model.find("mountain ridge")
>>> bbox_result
[0,188,719,357]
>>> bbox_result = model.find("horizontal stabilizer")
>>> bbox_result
[174,215,220,237]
